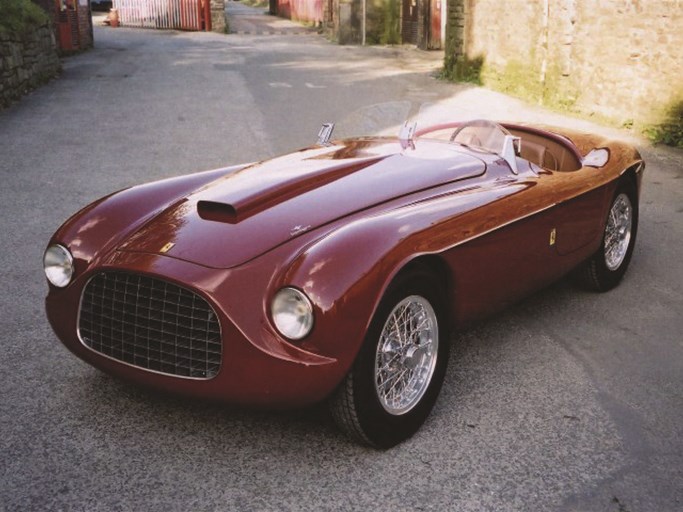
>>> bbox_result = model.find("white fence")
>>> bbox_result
[113,0,210,31]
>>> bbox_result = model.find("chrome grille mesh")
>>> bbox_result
[79,272,221,379]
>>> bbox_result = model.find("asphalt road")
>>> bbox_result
[1,13,681,512]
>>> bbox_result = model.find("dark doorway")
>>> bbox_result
[402,0,419,44]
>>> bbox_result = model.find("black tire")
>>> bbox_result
[574,180,639,292]
[329,269,450,448]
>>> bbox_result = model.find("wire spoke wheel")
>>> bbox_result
[330,269,449,447]
[374,295,439,415]
[572,180,639,292]
[604,193,633,271]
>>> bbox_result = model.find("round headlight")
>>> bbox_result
[271,287,314,340]
[43,244,74,288]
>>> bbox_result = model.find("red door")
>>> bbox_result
[55,0,80,51]
[429,0,442,49]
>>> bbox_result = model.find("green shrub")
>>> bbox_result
[441,54,484,85]
[0,0,49,35]
[365,0,401,45]
[380,0,400,45]
[645,100,683,148]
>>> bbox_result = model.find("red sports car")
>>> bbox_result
[44,119,644,447]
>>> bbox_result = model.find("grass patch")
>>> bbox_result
[0,0,49,35]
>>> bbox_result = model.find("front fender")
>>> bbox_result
[49,164,250,275]
[273,216,413,383]
[276,203,449,367]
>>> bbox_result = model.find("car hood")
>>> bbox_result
[117,139,486,268]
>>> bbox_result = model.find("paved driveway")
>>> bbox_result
[0,19,681,512]
[227,1,316,35]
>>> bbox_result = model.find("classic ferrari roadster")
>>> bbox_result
[44,119,644,447]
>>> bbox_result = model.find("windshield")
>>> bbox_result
[333,102,512,154]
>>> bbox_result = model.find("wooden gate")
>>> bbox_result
[113,0,211,31]
[277,0,323,24]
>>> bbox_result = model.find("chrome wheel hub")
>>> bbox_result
[604,193,633,271]
[374,295,439,415]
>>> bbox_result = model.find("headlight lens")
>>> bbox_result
[271,287,314,340]
[43,244,74,288]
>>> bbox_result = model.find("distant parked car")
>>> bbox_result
[44,119,644,447]
[90,0,113,12]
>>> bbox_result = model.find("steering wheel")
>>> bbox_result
[449,119,510,154]
[450,119,502,142]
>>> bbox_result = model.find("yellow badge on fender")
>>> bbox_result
[549,228,557,246]
[160,242,175,253]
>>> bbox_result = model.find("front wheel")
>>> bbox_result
[330,270,450,448]
[574,182,638,291]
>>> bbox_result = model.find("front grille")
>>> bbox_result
[79,272,222,379]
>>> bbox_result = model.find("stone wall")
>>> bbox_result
[445,0,683,128]
[210,0,227,33]
[0,23,61,109]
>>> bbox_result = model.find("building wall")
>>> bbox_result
[76,0,93,48]
[32,0,93,52]
[446,0,683,127]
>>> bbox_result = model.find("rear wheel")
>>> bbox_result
[330,269,449,448]
[574,182,638,291]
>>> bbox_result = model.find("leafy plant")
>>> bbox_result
[380,0,400,45]
[0,0,49,35]
[645,100,683,148]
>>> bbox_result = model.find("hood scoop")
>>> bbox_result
[194,156,385,224]
[197,201,239,224]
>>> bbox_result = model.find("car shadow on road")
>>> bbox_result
[64,272,598,455]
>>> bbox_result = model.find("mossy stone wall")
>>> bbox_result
[444,0,683,140]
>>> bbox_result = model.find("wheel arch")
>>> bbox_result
[619,160,645,199]
[329,252,453,448]
[393,254,453,326]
